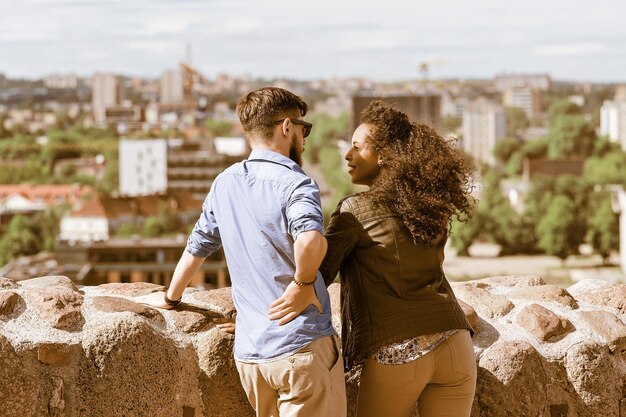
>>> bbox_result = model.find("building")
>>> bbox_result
[59,192,202,244]
[494,74,551,92]
[119,139,168,196]
[119,137,247,199]
[462,100,506,165]
[92,73,124,125]
[352,94,441,131]
[502,87,543,121]
[160,69,185,105]
[43,73,78,89]
[0,184,88,230]
[600,100,626,151]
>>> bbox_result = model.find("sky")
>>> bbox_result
[1,0,625,83]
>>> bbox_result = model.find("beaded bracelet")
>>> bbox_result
[164,291,182,307]
[292,278,315,287]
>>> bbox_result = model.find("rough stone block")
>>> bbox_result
[24,287,84,330]
[577,310,626,353]
[37,342,78,366]
[452,285,514,318]
[191,287,236,318]
[458,299,480,333]
[0,290,19,316]
[91,296,163,324]
[195,328,254,417]
[508,285,578,309]
[574,284,626,314]
[19,275,78,291]
[97,282,166,297]
[516,304,572,342]
[0,334,38,417]
[0,277,18,289]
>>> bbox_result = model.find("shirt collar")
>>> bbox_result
[247,149,304,174]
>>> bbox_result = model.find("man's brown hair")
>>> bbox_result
[236,87,308,142]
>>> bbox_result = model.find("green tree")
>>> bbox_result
[586,193,619,264]
[547,99,582,125]
[584,150,626,186]
[546,115,596,159]
[303,112,349,165]
[205,119,234,137]
[536,195,584,261]
[0,215,41,265]
[449,215,482,256]
[505,107,530,137]
[493,137,522,166]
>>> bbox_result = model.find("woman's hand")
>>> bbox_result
[268,281,323,325]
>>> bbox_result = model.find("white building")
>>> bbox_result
[44,73,78,89]
[119,139,168,196]
[92,73,123,125]
[494,74,551,92]
[59,216,109,243]
[600,100,626,151]
[503,87,542,121]
[160,70,185,105]
[462,100,507,165]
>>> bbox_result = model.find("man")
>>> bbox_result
[140,87,346,417]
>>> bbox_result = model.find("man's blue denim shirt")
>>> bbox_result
[186,149,334,362]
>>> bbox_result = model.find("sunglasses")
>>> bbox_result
[274,118,313,138]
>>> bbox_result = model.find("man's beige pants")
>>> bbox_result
[357,330,476,417]
[236,335,347,417]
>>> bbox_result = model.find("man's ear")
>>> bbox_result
[281,118,291,137]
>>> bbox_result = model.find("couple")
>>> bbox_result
[141,87,476,417]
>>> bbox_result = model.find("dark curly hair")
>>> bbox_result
[361,100,475,245]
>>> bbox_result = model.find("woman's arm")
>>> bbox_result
[319,200,359,286]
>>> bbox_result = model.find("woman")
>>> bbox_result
[320,100,476,417]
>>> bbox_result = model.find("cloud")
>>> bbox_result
[532,42,609,57]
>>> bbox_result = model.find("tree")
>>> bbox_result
[584,150,626,186]
[204,119,234,137]
[493,137,522,166]
[505,107,530,137]
[0,215,41,265]
[546,115,596,159]
[547,99,582,125]
[536,195,584,261]
[586,193,619,264]
[449,215,482,256]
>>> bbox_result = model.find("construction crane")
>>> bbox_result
[417,58,446,89]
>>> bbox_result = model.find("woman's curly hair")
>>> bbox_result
[361,100,475,245]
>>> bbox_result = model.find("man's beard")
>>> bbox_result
[289,136,303,166]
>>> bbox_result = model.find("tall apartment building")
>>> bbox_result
[600,100,626,151]
[160,69,185,105]
[495,74,550,121]
[503,87,543,121]
[119,139,168,196]
[92,73,124,125]
[462,100,507,165]
[352,95,441,131]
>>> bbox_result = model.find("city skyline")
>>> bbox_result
[1,0,625,83]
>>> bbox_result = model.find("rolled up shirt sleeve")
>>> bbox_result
[186,191,222,258]
[286,177,324,240]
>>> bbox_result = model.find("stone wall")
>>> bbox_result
[0,275,624,417]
